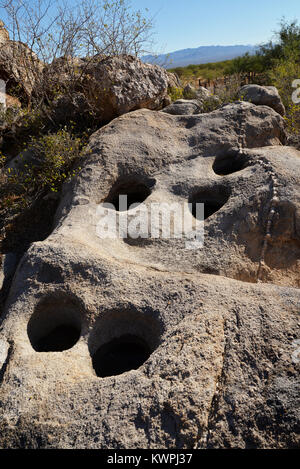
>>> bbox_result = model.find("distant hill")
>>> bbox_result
[142,45,257,69]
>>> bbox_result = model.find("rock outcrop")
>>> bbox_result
[0,101,299,449]
[239,84,286,116]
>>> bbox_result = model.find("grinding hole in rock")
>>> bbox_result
[89,309,161,378]
[213,152,250,175]
[189,186,231,220]
[27,295,82,352]
[92,334,151,378]
[104,176,155,211]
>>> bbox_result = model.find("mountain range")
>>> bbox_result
[142,45,257,69]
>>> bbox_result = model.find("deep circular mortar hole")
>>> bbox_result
[92,334,151,378]
[89,309,161,378]
[213,152,250,175]
[189,186,231,220]
[28,295,82,352]
[104,177,154,211]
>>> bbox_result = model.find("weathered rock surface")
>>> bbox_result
[0,21,9,45]
[42,55,179,123]
[0,23,43,101]
[239,84,286,116]
[197,86,211,100]
[162,98,203,115]
[182,84,210,101]
[287,133,300,151]
[0,101,299,449]
[163,89,217,116]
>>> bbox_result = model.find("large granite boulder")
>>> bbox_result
[0,101,299,449]
[0,22,43,101]
[239,84,286,116]
[42,55,179,123]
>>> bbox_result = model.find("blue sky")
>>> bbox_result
[132,0,300,53]
[1,0,299,54]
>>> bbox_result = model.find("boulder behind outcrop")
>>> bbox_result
[0,22,43,102]
[239,84,286,116]
[42,55,179,124]
[162,98,203,115]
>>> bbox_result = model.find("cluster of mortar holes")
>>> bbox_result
[89,310,161,378]
[27,296,82,352]
[104,176,156,212]
[213,152,250,176]
[189,186,231,220]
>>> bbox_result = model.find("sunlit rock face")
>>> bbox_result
[0,102,299,449]
[239,84,286,116]
[0,21,43,101]
[40,54,180,125]
[0,21,9,45]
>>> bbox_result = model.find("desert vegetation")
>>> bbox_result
[170,19,300,134]
[0,0,155,250]
[169,59,233,84]
[228,19,300,133]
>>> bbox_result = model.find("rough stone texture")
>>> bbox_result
[0,35,42,100]
[50,92,91,126]
[0,101,299,449]
[162,98,203,115]
[239,84,286,116]
[166,70,181,90]
[182,84,210,101]
[163,88,216,116]
[42,55,179,123]
[0,21,9,46]
[287,133,300,151]
[197,86,211,100]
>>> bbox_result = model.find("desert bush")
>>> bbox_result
[213,75,241,103]
[0,128,86,252]
[169,60,234,85]
[268,60,300,133]
[227,19,300,76]
[196,75,241,113]
[217,19,300,133]
[0,128,85,228]
[168,86,184,102]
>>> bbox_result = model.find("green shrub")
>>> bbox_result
[268,59,300,134]
[0,129,85,233]
[168,86,184,102]
[169,60,234,85]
